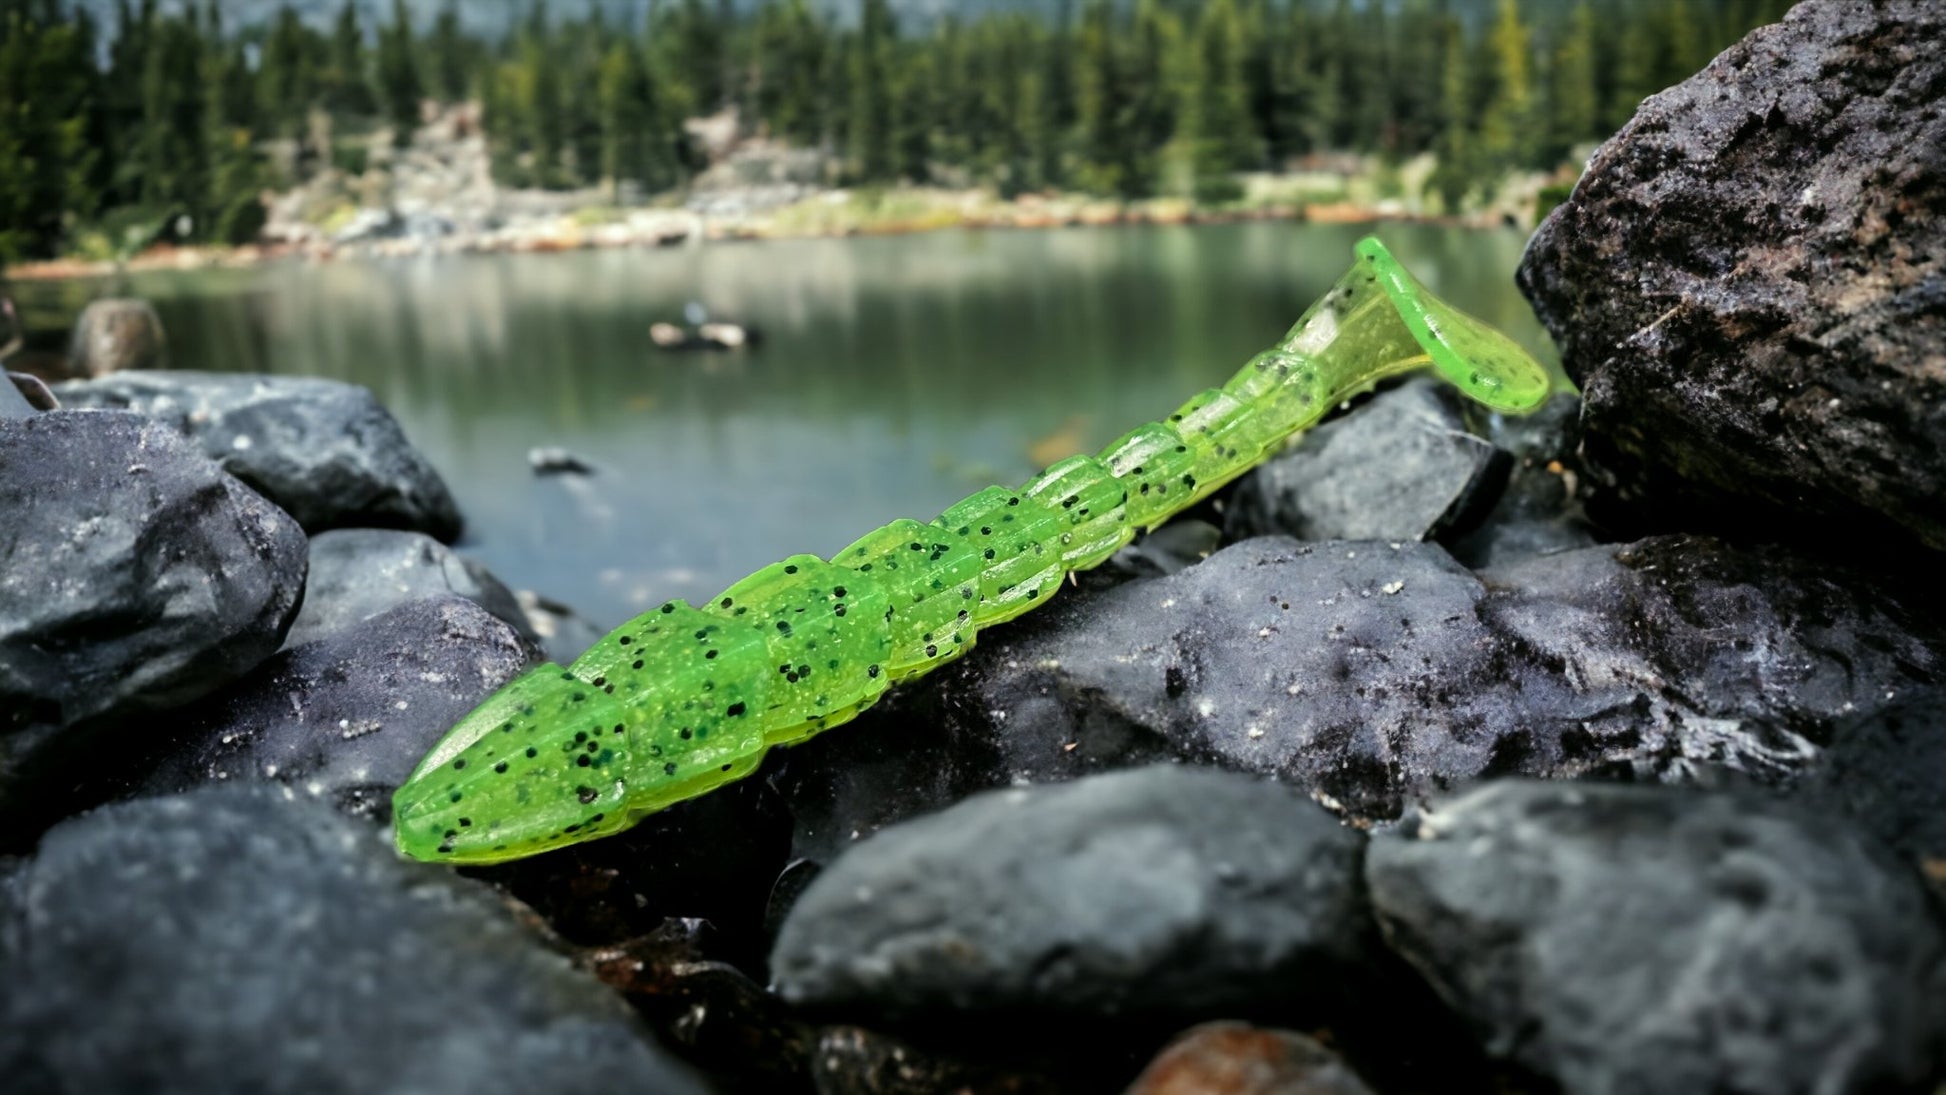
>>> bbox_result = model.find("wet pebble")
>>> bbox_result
[286,527,538,650]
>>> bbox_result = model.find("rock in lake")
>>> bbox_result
[0,784,707,1095]
[138,596,535,822]
[67,298,166,376]
[774,533,1944,860]
[54,371,463,541]
[285,528,537,650]
[1225,378,1510,546]
[771,765,1372,1023]
[1,411,305,833]
[1518,0,1946,550]
[1366,780,1946,1094]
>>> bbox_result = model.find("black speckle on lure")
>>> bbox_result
[392,237,1551,864]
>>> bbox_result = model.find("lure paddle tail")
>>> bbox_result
[393,237,1550,864]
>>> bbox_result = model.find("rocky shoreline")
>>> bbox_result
[3,3,1944,1093]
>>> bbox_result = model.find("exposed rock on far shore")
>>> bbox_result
[54,371,464,541]
[1518,0,1946,550]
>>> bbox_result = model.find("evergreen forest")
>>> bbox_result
[0,0,1797,263]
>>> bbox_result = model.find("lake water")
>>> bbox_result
[25,223,1553,628]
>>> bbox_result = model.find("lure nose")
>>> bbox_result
[392,663,635,864]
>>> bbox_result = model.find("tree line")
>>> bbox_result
[0,0,1795,262]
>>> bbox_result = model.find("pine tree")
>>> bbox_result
[1184,0,1258,198]
[1542,2,1599,164]
[376,0,422,146]
[849,0,895,182]
[429,1,469,103]
[323,0,373,117]
[1475,0,1535,176]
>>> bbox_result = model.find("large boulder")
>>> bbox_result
[54,372,463,541]
[1518,0,1946,549]
[0,412,306,832]
[772,534,1944,864]
[0,785,707,1095]
[1366,781,1946,1094]
[66,298,166,376]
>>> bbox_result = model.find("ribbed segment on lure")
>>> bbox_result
[393,237,1552,864]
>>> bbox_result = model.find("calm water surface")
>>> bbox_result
[27,223,1552,627]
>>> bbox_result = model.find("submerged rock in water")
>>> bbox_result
[1518,0,1946,550]
[771,765,1371,1022]
[1226,378,1510,546]
[54,371,463,541]
[0,411,305,834]
[138,596,535,822]
[0,784,707,1095]
[285,528,537,650]
[67,298,166,376]
[775,533,1943,861]
[1366,780,1946,1094]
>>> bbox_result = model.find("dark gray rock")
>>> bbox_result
[776,533,1943,860]
[1517,0,1946,550]
[54,372,463,541]
[1226,378,1510,545]
[139,596,536,822]
[1,411,306,831]
[0,784,706,1095]
[1793,687,1946,875]
[771,764,1371,1021]
[67,298,166,376]
[287,528,536,650]
[1366,780,1946,1094]
[1449,392,1595,569]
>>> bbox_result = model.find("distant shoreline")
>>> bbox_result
[3,188,1517,283]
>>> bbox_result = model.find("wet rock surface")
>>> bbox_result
[1518,0,1946,549]
[137,596,535,822]
[1366,780,1946,1094]
[1792,687,1946,878]
[1,411,305,833]
[1226,378,1511,546]
[0,784,706,1095]
[286,527,537,650]
[778,532,1943,859]
[771,765,1372,1023]
[54,371,463,541]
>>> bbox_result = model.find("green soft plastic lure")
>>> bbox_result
[393,237,1550,864]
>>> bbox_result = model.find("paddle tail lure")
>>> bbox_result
[393,237,1550,864]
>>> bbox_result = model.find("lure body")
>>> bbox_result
[394,237,1550,864]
